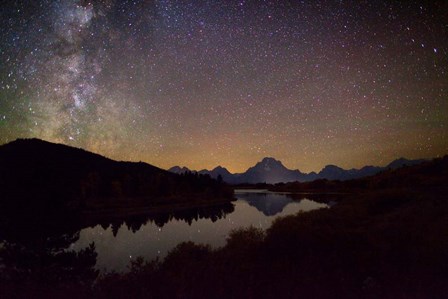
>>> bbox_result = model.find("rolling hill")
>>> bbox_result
[0,138,233,214]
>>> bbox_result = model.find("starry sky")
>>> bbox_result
[1,0,447,173]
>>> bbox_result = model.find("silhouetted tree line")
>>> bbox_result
[77,167,233,206]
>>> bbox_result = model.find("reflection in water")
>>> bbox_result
[0,192,329,274]
[93,202,235,237]
[237,192,295,216]
[0,202,234,280]
[235,190,335,216]
[71,191,329,272]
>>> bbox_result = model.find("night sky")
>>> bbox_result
[1,1,447,173]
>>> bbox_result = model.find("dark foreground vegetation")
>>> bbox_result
[1,154,447,298]
[0,139,233,217]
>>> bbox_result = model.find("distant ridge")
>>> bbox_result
[168,166,192,174]
[168,156,429,184]
[0,138,233,214]
[386,157,427,169]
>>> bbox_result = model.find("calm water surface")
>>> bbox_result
[71,190,329,272]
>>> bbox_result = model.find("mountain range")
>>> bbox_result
[169,157,427,184]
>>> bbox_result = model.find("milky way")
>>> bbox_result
[1,1,447,172]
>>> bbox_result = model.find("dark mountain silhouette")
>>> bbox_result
[271,155,448,193]
[317,164,353,181]
[168,166,192,174]
[316,164,384,181]
[386,157,427,169]
[169,156,427,184]
[199,166,239,184]
[239,157,307,184]
[0,138,233,215]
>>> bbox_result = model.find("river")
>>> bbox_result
[70,190,330,272]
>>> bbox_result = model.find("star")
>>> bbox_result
[0,0,447,173]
